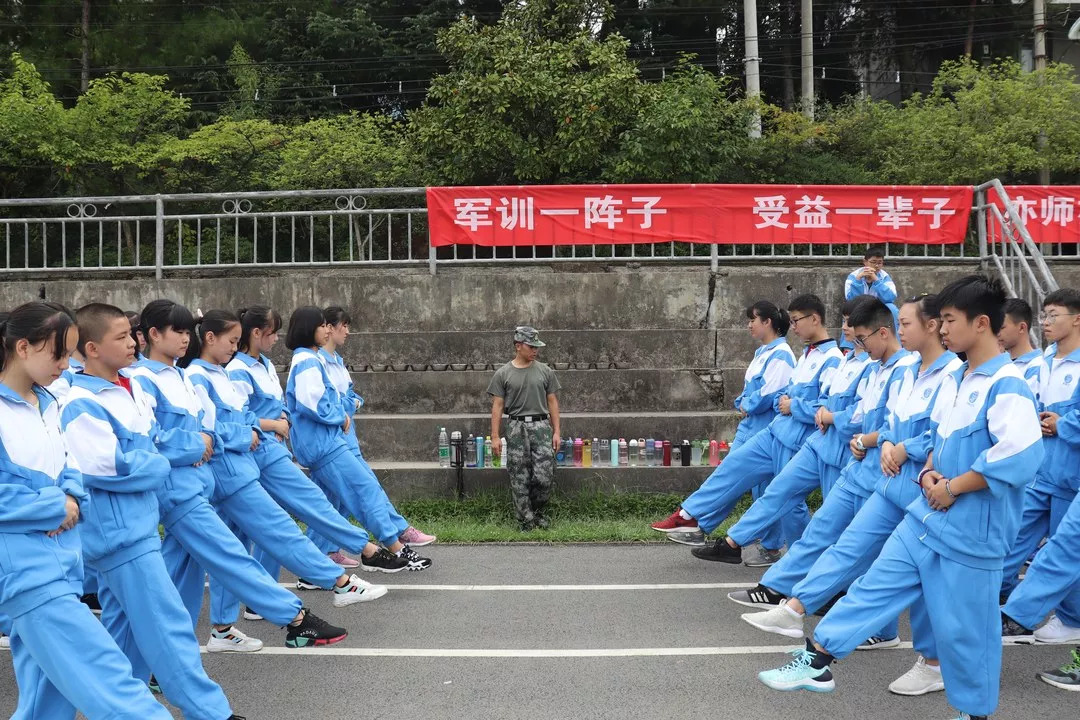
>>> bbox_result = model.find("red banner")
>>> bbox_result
[999,186,1080,244]
[426,184,974,247]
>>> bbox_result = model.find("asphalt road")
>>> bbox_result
[0,544,1073,719]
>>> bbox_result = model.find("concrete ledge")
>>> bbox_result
[372,463,716,501]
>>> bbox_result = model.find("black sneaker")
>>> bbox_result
[1036,646,1080,692]
[360,548,409,574]
[728,583,786,609]
[80,593,102,615]
[1002,613,1035,645]
[813,592,845,617]
[400,545,432,571]
[148,675,161,694]
[690,539,742,563]
[285,609,348,648]
[295,578,321,590]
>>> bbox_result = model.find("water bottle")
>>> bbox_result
[484,436,493,467]
[662,440,671,466]
[708,439,720,466]
[680,440,692,467]
[501,437,507,465]
[450,431,464,467]
[476,435,486,468]
[618,438,629,466]
[556,437,567,466]
[691,440,703,466]
[438,427,450,467]
[671,446,681,465]
[573,438,583,467]
[628,439,638,466]
[600,439,610,465]
[466,434,477,467]
[645,438,655,466]
[655,439,664,466]
[610,438,619,467]
[583,439,592,468]
[718,439,730,463]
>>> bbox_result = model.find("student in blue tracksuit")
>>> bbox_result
[0,301,170,720]
[841,246,898,352]
[698,297,879,568]
[757,275,1044,720]
[998,298,1046,401]
[742,295,961,695]
[305,306,436,561]
[284,306,432,571]
[181,310,386,623]
[650,294,840,552]
[61,303,241,720]
[130,300,348,651]
[999,289,1080,637]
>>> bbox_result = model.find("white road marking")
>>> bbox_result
[202,643,916,658]
[282,582,753,591]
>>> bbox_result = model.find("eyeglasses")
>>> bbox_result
[1040,312,1079,324]
[854,327,888,347]
[789,314,812,326]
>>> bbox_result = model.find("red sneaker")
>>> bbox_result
[650,510,699,533]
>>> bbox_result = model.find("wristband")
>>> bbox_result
[945,478,956,499]
[916,468,931,486]
[855,435,866,452]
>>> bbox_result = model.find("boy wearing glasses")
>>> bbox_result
[845,246,897,304]
[1000,289,1080,646]
[998,298,1046,400]
[650,295,840,554]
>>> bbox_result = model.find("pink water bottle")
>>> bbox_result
[573,437,583,467]
[708,440,720,466]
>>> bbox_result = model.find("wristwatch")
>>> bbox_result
[854,435,866,452]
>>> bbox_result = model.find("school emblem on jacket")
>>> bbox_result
[1065,374,1074,386]
[923,388,933,399]
[968,391,979,404]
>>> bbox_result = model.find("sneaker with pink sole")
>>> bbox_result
[328,551,360,569]
[399,527,436,547]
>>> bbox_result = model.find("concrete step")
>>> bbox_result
[354,410,742,462]
[348,367,741,414]
[368,462,716,501]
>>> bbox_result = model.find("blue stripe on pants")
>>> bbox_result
[813,520,1002,717]
[1004,490,1080,630]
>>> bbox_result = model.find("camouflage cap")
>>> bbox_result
[513,325,545,347]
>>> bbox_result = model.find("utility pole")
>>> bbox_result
[801,0,813,119]
[80,0,91,93]
[1035,0,1050,183]
[744,0,761,138]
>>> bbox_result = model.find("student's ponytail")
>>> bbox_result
[0,302,76,374]
[774,308,791,337]
[236,306,282,354]
[178,309,239,368]
[746,300,789,337]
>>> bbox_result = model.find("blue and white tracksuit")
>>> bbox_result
[1,382,170,720]
[287,348,403,547]
[128,359,303,628]
[1013,349,1047,402]
[760,349,916,640]
[812,353,1043,717]
[681,340,843,539]
[61,371,232,720]
[844,268,898,304]
[727,351,874,550]
[303,348,409,554]
[185,359,342,625]
[225,350,373,574]
[1000,344,1080,602]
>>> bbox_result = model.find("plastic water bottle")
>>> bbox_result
[662,440,671,466]
[476,435,486,468]
[618,438,629,466]
[484,436,493,467]
[573,438,583,467]
[628,439,638,466]
[555,438,567,466]
[501,437,507,465]
[718,439,730,463]
[708,440,720,466]
[583,439,592,468]
[610,438,619,467]
[466,434,477,467]
[600,439,610,464]
[691,440,703,466]
[438,427,450,467]
[645,438,655,466]
[492,437,501,468]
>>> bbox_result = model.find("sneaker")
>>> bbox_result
[856,635,901,651]
[813,592,844,617]
[1036,647,1080,692]
[651,510,699,533]
[743,543,782,568]
[742,600,806,639]
[285,609,348,648]
[728,584,786,609]
[360,548,409,573]
[1035,615,1080,645]
[148,675,161,694]
[207,626,264,653]
[242,607,263,621]
[295,578,322,591]
[80,593,102,615]
[690,539,742,563]
[888,656,945,696]
[667,530,706,547]
[399,526,437,547]
[948,715,987,719]
[333,574,389,607]
[0,634,9,650]
[1002,613,1036,645]
[328,551,360,568]
[400,545,433,571]
[757,648,835,692]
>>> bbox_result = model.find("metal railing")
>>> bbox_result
[975,179,1061,345]
[0,183,1073,278]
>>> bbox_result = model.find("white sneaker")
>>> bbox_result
[0,634,10,650]
[1035,615,1080,644]
[206,626,264,653]
[242,607,263,621]
[741,599,806,639]
[888,656,945,696]
[333,573,389,607]
[856,635,901,651]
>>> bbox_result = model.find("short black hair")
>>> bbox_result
[864,245,886,261]
[237,306,282,354]
[141,300,197,348]
[286,306,326,350]
[848,297,894,333]
[903,293,940,324]
[745,300,790,336]
[1003,298,1033,329]
[936,275,1006,334]
[323,306,352,327]
[788,294,827,325]
[1043,288,1080,315]
[842,295,878,319]
[0,302,76,374]
[75,303,127,355]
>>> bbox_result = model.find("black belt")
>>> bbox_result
[507,414,548,422]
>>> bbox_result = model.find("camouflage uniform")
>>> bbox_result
[505,418,555,526]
